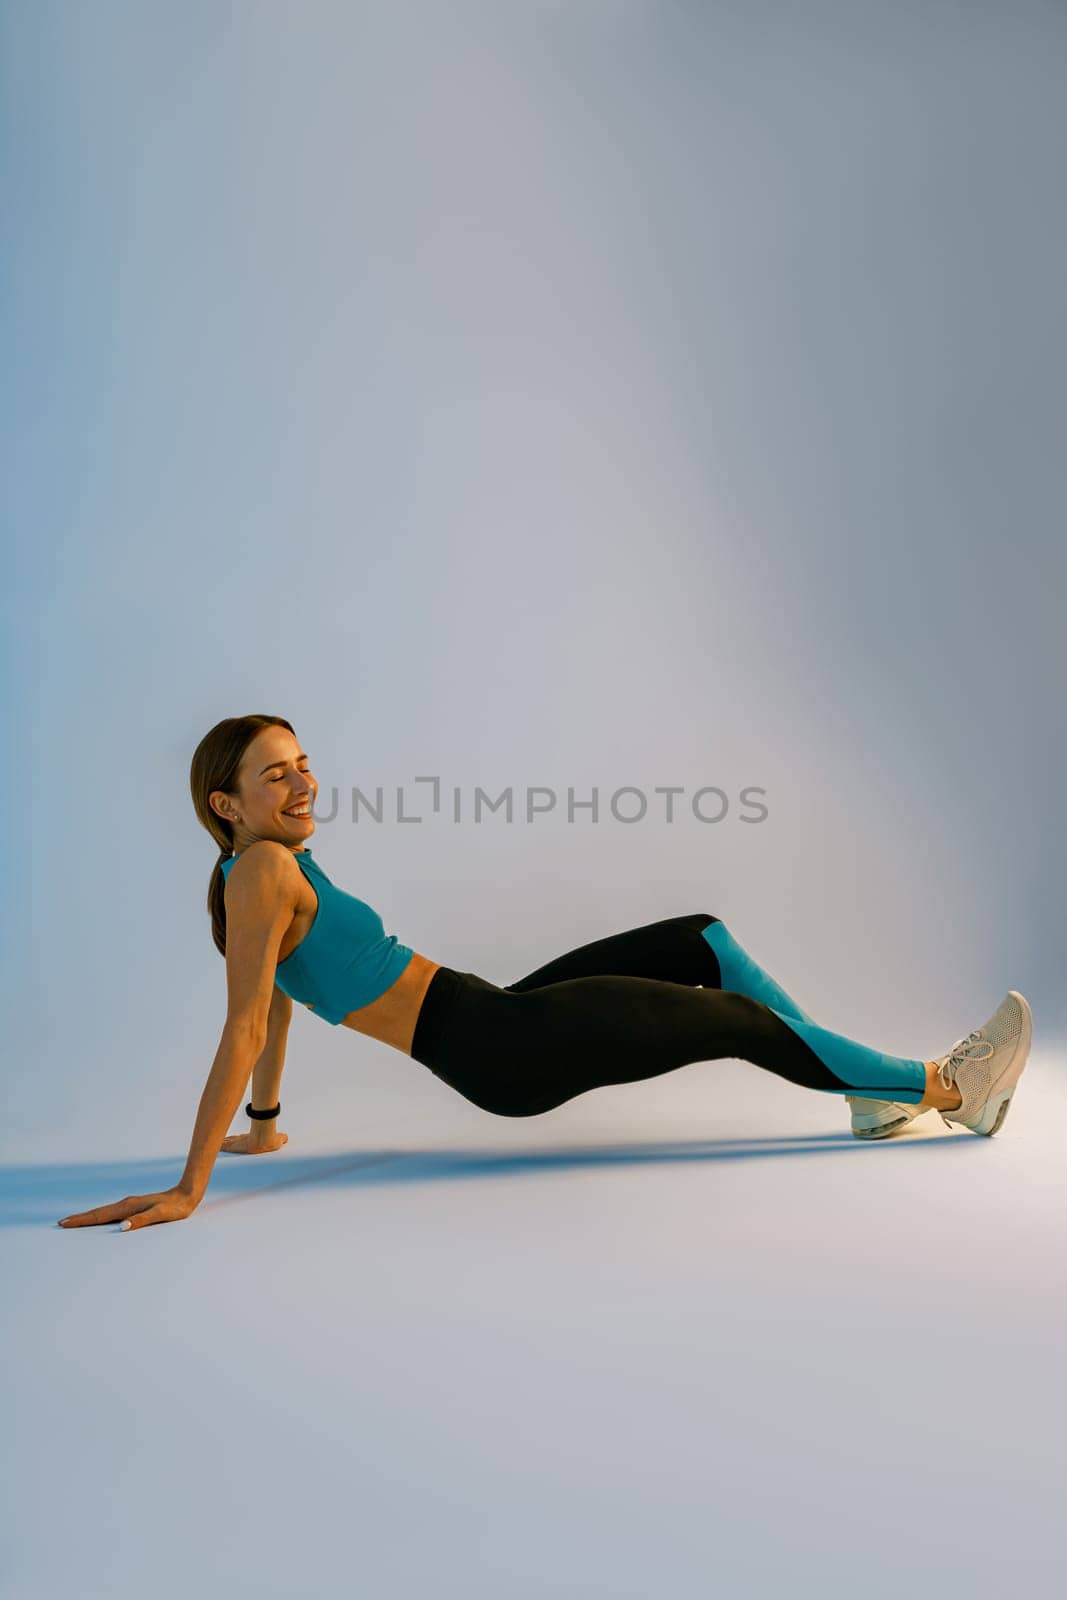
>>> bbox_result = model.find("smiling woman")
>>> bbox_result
[56,713,1033,1233]
[193,716,443,1052]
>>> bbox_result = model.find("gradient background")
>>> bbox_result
[3,3,1065,1596]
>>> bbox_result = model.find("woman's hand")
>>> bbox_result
[220,1127,289,1156]
[58,1186,199,1232]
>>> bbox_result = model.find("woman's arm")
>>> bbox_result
[220,985,293,1156]
[252,985,293,1110]
[175,849,298,1202]
[59,844,298,1231]
[175,1019,271,1201]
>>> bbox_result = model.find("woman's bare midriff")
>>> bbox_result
[337,951,443,1056]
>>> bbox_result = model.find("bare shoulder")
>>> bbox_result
[224,840,302,890]
[222,847,302,1034]
[223,841,302,930]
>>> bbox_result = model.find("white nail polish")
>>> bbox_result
[119,1220,131,1231]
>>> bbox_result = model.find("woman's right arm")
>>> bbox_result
[174,1020,276,1204]
[58,844,298,1232]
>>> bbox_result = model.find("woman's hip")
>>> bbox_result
[408,967,545,1115]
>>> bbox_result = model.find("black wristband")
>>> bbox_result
[246,1101,281,1121]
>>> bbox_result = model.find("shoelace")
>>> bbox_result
[937,1029,996,1126]
[937,1029,996,1090]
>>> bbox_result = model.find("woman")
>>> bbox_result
[58,714,1033,1232]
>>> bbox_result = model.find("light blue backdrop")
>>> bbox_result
[3,0,1063,1152]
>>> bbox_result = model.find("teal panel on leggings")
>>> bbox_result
[701,921,818,1026]
[767,1008,927,1102]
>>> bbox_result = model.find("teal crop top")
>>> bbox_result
[220,846,415,1025]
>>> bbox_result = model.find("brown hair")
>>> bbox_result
[189,714,295,956]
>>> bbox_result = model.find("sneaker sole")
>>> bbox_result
[965,990,1033,1136]
[849,1105,927,1140]
[851,1115,913,1140]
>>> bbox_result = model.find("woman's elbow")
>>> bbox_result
[222,1012,270,1057]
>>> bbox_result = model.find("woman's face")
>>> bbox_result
[211,726,319,853]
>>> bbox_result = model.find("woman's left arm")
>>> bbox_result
[220,985,293,1156]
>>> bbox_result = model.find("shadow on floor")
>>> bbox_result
[5,1123,975,1228]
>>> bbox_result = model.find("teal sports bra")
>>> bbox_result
[220,846,415,1025]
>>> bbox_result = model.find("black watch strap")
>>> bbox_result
[246,1101,281,1121]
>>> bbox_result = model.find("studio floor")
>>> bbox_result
[5,1050,1065,1598]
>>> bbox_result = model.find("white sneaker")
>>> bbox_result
[934,991,1033,1136]
[847,1095,929,1140]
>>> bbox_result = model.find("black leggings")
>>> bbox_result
[409,912,928,1117]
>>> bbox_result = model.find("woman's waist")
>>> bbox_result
[338,950,445,1053]
[409,966,508,1064]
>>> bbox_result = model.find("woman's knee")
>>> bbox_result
[688,911,721,932]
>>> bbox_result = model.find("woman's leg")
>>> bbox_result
[412,966,929,1119]
[503,912,818,1025]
